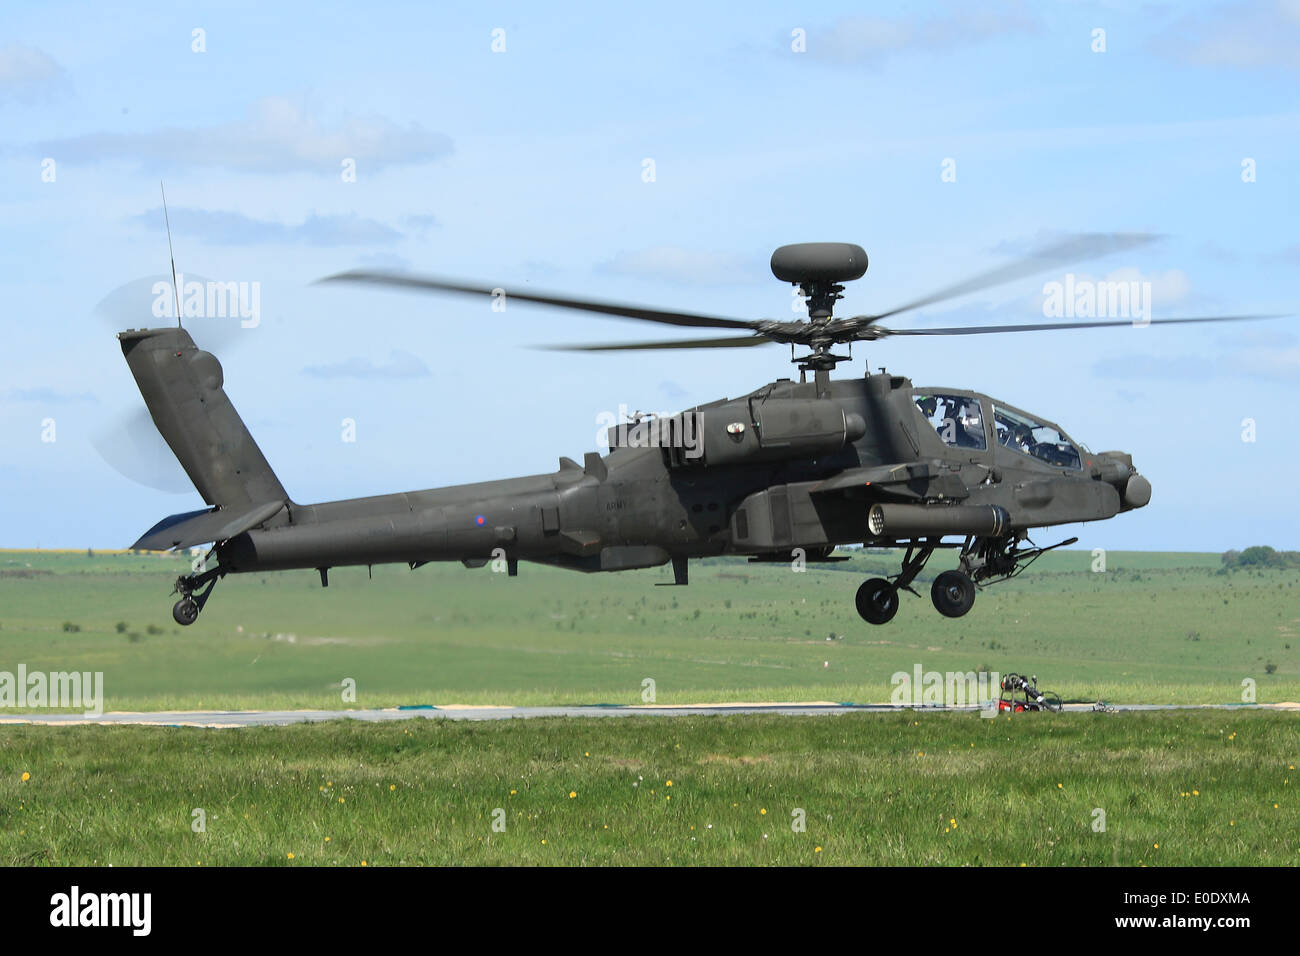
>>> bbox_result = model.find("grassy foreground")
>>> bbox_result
[0,710,1294,866]
[0,548,1297,710]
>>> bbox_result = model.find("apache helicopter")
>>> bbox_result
[120,236,1276,627]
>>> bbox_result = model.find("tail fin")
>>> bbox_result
[118,327,288,511]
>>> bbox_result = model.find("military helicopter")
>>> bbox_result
[120,236,1276,627]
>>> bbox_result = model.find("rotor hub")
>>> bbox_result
[800,281,845,321]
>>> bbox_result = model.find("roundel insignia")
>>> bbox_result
[475,514,486,526]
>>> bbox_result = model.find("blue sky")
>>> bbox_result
[1,0,1297,551]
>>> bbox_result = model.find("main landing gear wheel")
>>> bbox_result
[169,564,224,627]
[856,577,899,625]
[851,543,936,625]
[172,597,199,626]
[931,570,976,618]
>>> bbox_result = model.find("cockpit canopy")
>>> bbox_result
[991,404,1082,469]
[912,390,1084,470]
[912,392,986,450]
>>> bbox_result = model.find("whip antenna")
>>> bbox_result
[161,181,182,328]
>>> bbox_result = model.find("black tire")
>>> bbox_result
[931,570,976,618]
[855,577,899,625]
[172,598,199,626]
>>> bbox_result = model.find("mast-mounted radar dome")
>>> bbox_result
[770,243,868,284]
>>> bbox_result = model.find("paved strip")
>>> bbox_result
[0,701,1295,728]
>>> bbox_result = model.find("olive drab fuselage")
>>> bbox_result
[213,369,1148,577]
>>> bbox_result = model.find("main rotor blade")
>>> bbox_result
[858,232,1161,324]
[878,314,1283,336]
[318,270,759,331]
[538,334,775,352]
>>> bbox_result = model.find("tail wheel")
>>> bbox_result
[931,570,976,618]
[172,598,199,626]
[855,577,899,625]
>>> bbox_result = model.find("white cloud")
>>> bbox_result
[304,350,431,380]
[1151,1,1300,72]
[0,43,68,102]
[132,206,402,246]
[813,3,1040,65]
[39,96,452,174]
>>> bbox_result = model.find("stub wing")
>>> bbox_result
[809,463,968,501]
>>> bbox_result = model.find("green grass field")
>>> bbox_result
[1,711,1294,866]
[2,548,1295,866]
[0,548,1296,710]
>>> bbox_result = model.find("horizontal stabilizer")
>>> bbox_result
[132,499,285,551]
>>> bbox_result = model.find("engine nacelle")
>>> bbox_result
[663,399,866,468]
